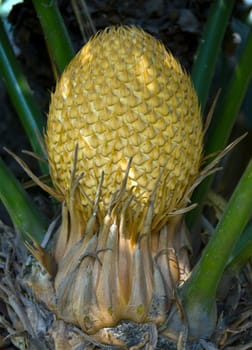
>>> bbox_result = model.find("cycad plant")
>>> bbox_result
[1,1,252,349]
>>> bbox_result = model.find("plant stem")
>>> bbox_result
[0,19,48,174]
[0,159,48,243]
[225,221,252,275]
[205,28,252,155]
[180,159,252,336]
[188,27,252,228]
[191,0,235,113]
[32,0,75,74]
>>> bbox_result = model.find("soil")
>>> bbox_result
[0,0,252,349]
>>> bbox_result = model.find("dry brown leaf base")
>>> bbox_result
[23,170,193,347]
[1,220,252,350]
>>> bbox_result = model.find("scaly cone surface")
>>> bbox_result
[46,26,202,221]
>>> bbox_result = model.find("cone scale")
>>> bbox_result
[28,26,203,347]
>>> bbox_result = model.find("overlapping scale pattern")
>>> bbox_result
[46,26,203,215]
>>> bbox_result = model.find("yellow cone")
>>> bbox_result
[33,25,204,346]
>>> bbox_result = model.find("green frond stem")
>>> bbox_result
[205,27,252,156]
[187,27,252,228]
[225,220,252,276]
[32,0,75,74]
[0,19,48,175]
[179,159,252,337]
[191,0,235,113]
[0,158,48,243]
